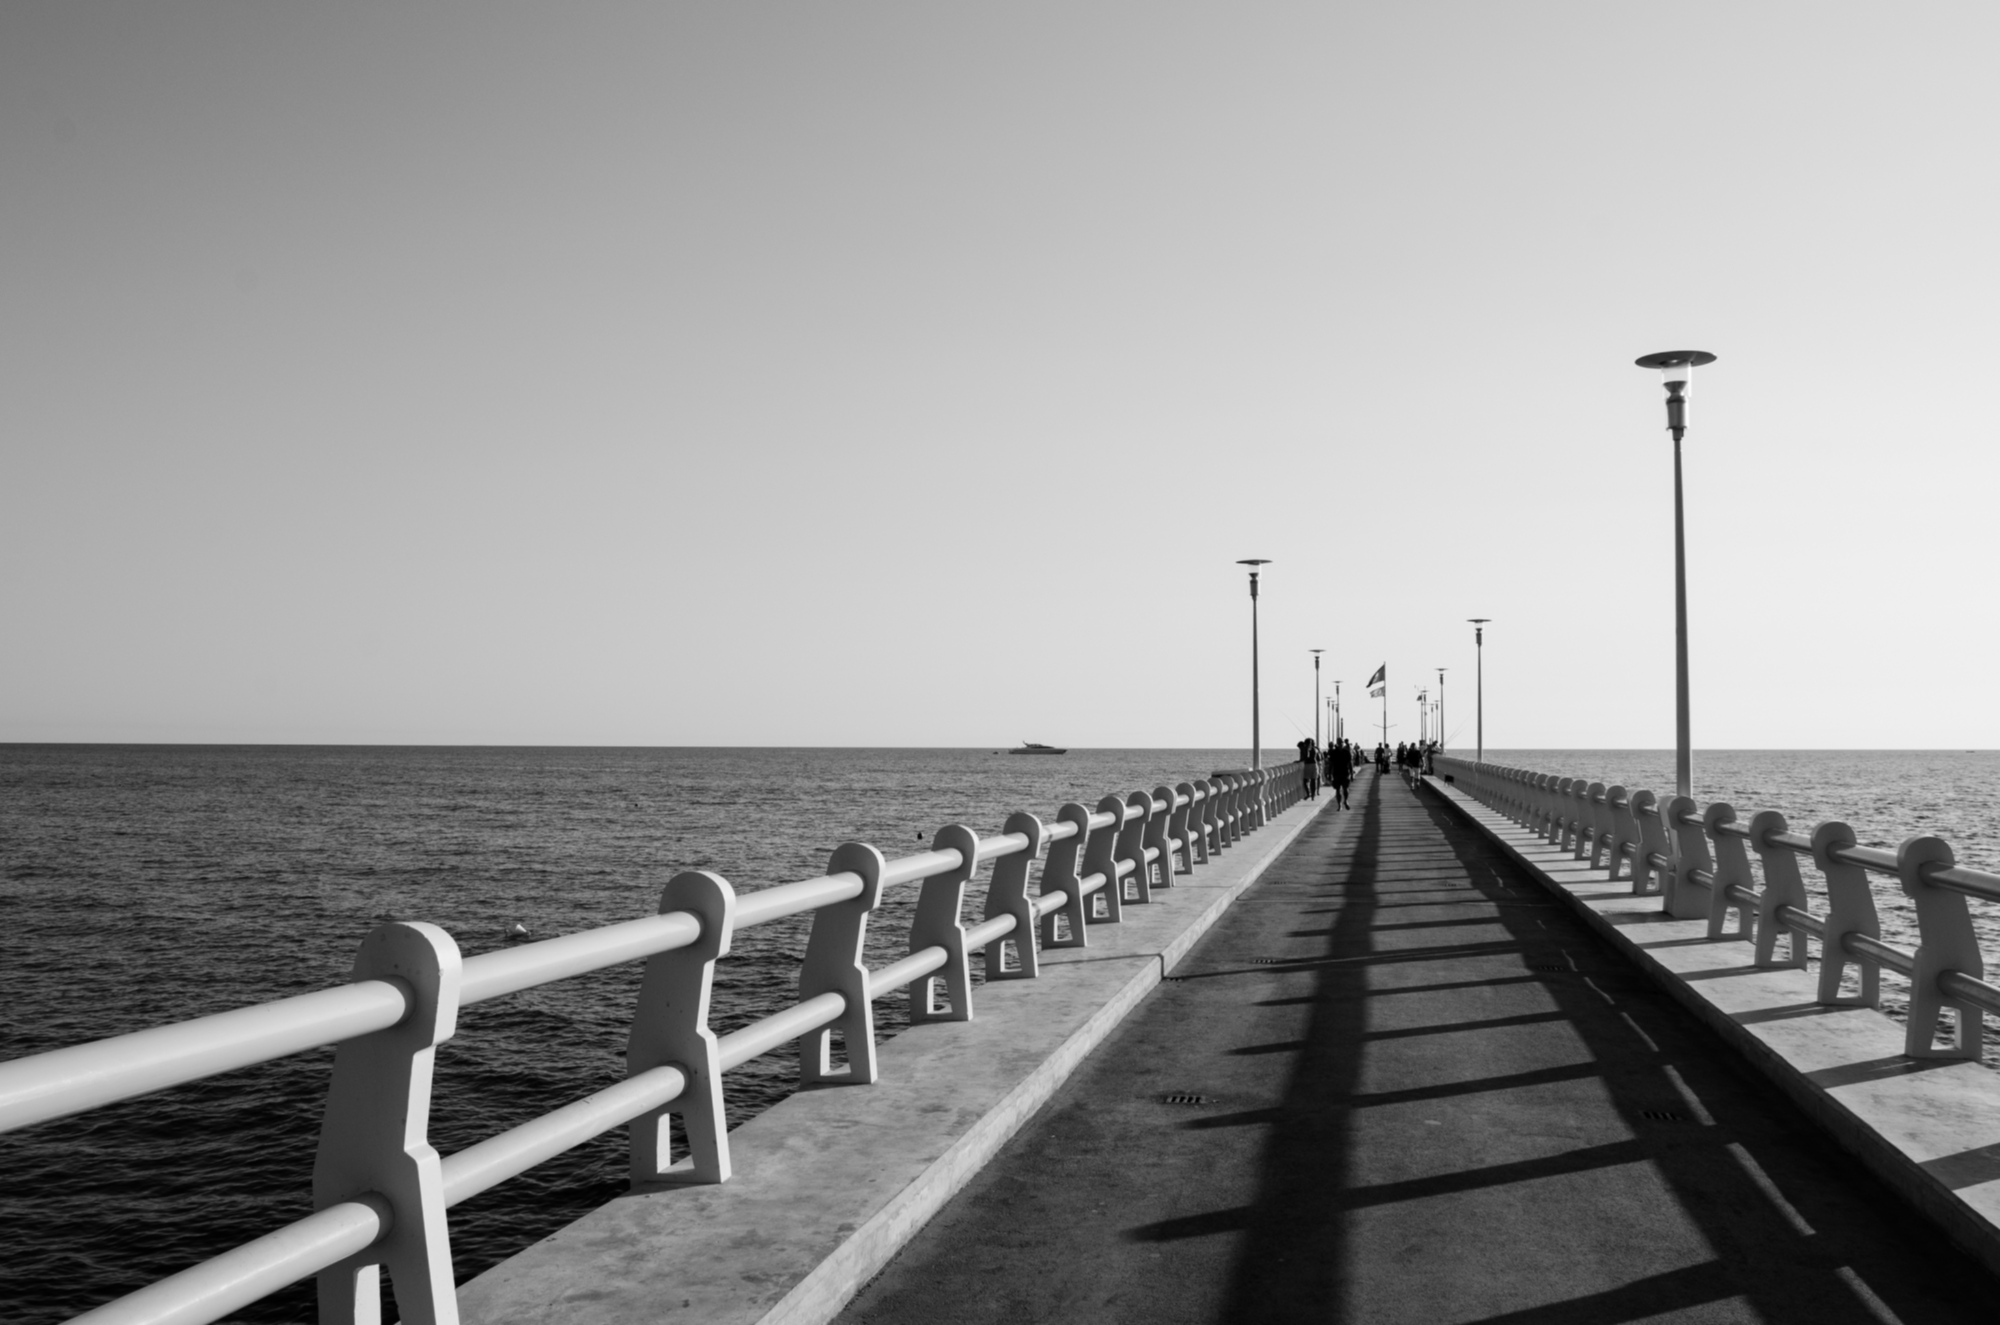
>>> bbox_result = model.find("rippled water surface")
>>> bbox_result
[0,745,1261,1323]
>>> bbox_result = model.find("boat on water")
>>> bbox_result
[1008,742,1067,755]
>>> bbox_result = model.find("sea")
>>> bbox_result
[3,745,1998,1323]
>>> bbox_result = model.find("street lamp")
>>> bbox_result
[1436,668,1448,751]
[1237,559,1271,769]
[1468,619,1490,764]
[1417,688,1428,744]
[1333,680,1342,743]
[1309,649,1324,753]
[1636,350,1717,799]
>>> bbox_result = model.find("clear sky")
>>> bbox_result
[3,2,1996,749]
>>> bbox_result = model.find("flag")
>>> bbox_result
[1366,663,1385,687]
[1369,686,1385,699]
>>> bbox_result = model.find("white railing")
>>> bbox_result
[1434,755,2000,1058]
[1,761,1306,1325]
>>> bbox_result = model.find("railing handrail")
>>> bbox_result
[16,756,1313,1325]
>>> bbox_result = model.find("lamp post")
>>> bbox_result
[1436,668,1447,751]
[1417,689,1428,744]
[1310,649,1324,753]
[1333,680,1342,743]
[1237,559,1271,769]
[1468,619,1490,765]
[1636,350,1716,799]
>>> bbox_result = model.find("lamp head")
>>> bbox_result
[1636,352,1715,440]
[1635,350,1716,386]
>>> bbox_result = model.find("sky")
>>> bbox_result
[3,2,1997,750]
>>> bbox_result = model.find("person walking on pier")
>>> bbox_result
[1328,737,1352,809]
[1296,736,1319,798]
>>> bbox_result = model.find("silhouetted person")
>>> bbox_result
[1329,739,1352,809]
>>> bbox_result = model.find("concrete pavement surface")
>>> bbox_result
[834,769,1999,1324]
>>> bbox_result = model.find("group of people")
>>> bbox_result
[1292,736,1442,809]
[1392,740,1439,780]
[1293,736,1359,809]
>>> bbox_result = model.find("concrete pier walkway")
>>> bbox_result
[836,770,2000,1324]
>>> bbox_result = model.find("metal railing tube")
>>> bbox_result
[868,947,951,999]
[881,849,966,889]
[1937,969,2000,1018]
[964,912,1018,950]
[734,873,867,929]
[0,980,411,1137]
[460,912,703,1005]
[66,1195,392,1325]
[1843,931,1917,977]
[440,1064,690,1207]
[716,993,849,1072]
[1772,904,1827,938]
[1929,866,2000,905]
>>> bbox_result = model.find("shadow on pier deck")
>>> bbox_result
[836,770,1999,1324]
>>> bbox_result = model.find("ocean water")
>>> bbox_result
[0,745,1265,1324]
[4,746,1997,1322]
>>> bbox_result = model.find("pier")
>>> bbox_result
[837,769,1998,1324]
[12,756,2000,1323]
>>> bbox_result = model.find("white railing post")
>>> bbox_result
[1898,834,1985,1059]
[1039,802,1095,946]
[629,870,736,1184]
[1173,782,1202,870]
[1583,782,1609,866]
[910,824,977,1023]
[983,812,1046,980]
[1628,791,1669,898]
[1147,786,1179,888]
[799,844,886,1084]
[1560,779,1580,851]
[1703,803,1756,941]
[1810,821,1881,1008]
[1190,780,1217,861]
[1084,796,1127,922]
[1663,794,1709,918]
[312,921,462,1325]
[1118,791,1157,904]
[1603,786,1635,881]
[1749,811,1809,971]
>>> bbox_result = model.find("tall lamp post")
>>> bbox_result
[1237,559,1271,769]
[1468,619,1490,765]
[1333,680,1342,743]
[1310,649,1324,753]
[1636,350,1716,799]
[1436,668,1448,750]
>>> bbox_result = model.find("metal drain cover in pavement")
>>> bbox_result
[1526,962,1570,972]
[1247,957,1300,965]
[1638,1108,1690,1123]
[1163,1092,1210,1105]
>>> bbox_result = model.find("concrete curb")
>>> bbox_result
[1424,773,2000,1280]
[459,790,1337,1325]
